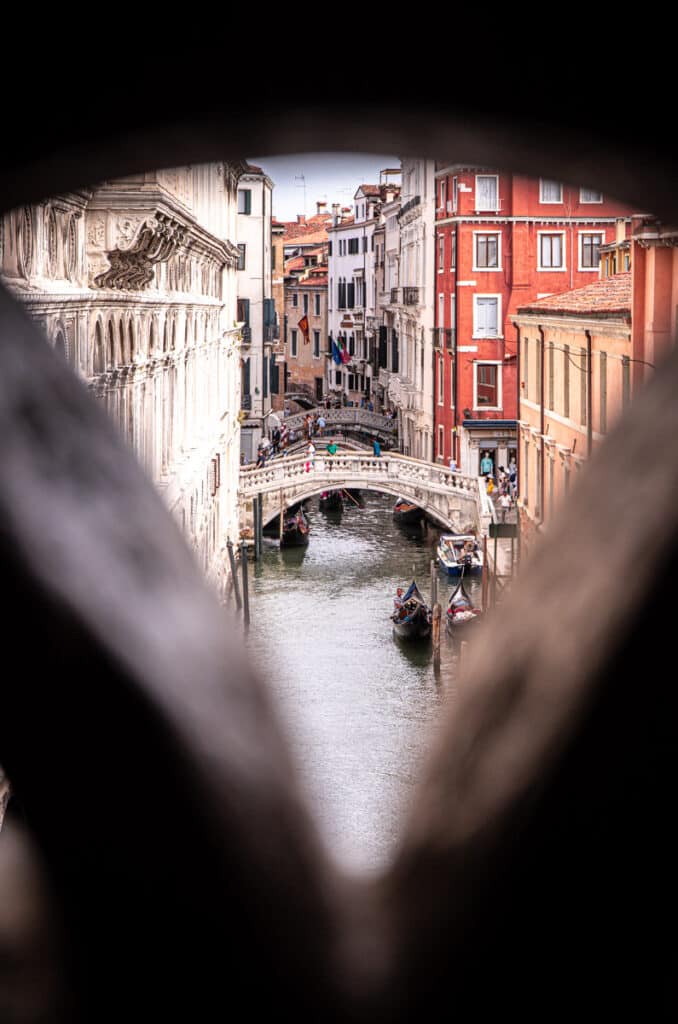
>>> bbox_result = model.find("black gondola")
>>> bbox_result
[319,489,343,511]
[445,577,482,633]
[280,509,310,547]
[393,497,424,524]
[391,580,432,641]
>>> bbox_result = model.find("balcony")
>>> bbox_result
[241,394,252,410]
[398,195,421,220]
[240,326,252,345]
[475,198,503,214]
[264,324,279,343]
[403,287,419,306]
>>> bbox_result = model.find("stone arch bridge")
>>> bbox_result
[239,450,495,535]
[282,407,398,445]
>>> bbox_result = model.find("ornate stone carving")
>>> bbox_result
[87,218,105,248]
[115,217,143,247]
[94,213,188,291]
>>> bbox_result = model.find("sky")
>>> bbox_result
[247,152,401,221]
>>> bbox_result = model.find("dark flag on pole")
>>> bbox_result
[298,315,310,344]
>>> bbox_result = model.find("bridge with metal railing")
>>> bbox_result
[239,447,495,535]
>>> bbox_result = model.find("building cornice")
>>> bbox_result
[435,216,630,227]
[511,311,631,338]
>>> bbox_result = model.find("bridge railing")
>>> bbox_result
[283,407,397,434]
[239,451,479,501]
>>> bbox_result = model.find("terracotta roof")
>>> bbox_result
[298,277,327,287]
[356,184,381,196]
[516,273,632,318]
[281,223,330,243]
[284,256,305,272]
[244,162,264,174]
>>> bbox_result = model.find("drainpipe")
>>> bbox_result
[538,325,545,525]
[453,222,459,464]
[585,329,593,459]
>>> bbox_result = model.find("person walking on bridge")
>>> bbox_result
[317,414,326,437]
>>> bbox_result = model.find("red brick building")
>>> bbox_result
[433,166,634,477]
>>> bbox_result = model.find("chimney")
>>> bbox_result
[316,201,327,215]
[297,214,306,224]
[332,203,340,225]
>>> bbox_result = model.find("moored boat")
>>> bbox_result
[445,578,482,633]
[280,509,310,547]
[393,497,424,524]
[437,533,483,576]
[319,489,343,512]
[391,580,432,641]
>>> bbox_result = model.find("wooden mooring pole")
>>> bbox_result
[279,488,284,540]
[239,539,250,628]
[226,539,242,610]
[432,602,441,674]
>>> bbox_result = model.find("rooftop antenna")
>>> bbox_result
[295,174,307,218]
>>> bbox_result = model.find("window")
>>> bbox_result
[451,176,458,212]
[439,180,446,209]
[362,236,367,253]
[438,292,444,331]
[291,329,298,357]
[540,180,562,203]
[599,351,607,434]
[314,293,321,316]
[451,231,456,270]
[292,291,298,307]
[313,330,320,357]
[438,424,445,457]
[580,232,603,270]
[474,233,500,269]
[303,293,309,314]
[476,175,498,211]
[238,189,252,214]
[237,244,246,271]
[475,362,501,408]
[348,237,359,254]
[438,235,444,271]
[328,241,332,256]
[473,295,500,337]
[539,232,565,270]
[438,357,444,405]
[523,336,529,398]
[335,369,342,386]
[580,188,603,203]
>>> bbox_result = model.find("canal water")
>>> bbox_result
[244,491,482,876]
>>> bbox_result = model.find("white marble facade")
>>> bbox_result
[0,163,246,598]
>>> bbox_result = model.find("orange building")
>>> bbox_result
[512,215,678,551]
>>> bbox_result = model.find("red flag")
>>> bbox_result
[298,315,310,343]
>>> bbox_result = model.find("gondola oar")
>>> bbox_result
[341,488,362,508]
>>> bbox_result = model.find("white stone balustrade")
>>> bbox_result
[239,452,483,533]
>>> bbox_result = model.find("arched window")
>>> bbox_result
[53,330,67,360]
[93,321,105,374]
[106,320,115,369]
[119,319,126,364]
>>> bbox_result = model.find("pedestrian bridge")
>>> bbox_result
[239,450,495,534]
[283,407,397,443]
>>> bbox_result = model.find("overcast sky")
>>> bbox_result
[248,152,401,221]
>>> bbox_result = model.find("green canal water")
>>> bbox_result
[244,491,483,875]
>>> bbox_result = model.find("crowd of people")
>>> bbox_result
[478,450,517,521]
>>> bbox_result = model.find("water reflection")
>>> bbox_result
[245,491,482,875]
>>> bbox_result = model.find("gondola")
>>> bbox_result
[280,509,310,547]
[393,497,424,524]
[391,580,432,641]
[319,489,343,512]
[445,577,482,633]
[437,533,483,576]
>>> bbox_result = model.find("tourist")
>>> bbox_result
[305,440,316,473]
[449,455,458,473]
[480,451,494,478]
[326,441,338,456]
[499,490,512,522]
[317,413,326,437]
[372,438,382,457]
